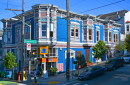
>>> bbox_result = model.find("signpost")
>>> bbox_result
[40,46,49,55]
[27,43,31,50]
[24,39,37,44]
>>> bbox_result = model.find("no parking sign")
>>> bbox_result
[27,43,31,50]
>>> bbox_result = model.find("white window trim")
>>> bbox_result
[114,33,118,43]
[65,49,75,59]
[108,30,112,43]
[104,30,108,42]
[87,27,93,41]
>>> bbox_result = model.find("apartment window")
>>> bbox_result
[49,48,57,56]
[89,29,92,40]
[25,27,30,39]
[70,24,80,38]
[7,31,11,42]
[104,31,108,42]
[71,29,74,37]
[15,26,21,43]
[42,23,47,37]
[114,34,118,43]
[127,25,129,31]
[109,32,112,42]
[75,28,79,37]
[83,28,87,40]
[35,23,39,38]
[3,32,6,43]
[96,30,99,41]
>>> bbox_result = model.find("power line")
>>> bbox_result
[79,0,125,14]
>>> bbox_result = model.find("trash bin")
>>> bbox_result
[6,71,12,78]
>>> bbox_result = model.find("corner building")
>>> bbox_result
[1,4,121,73]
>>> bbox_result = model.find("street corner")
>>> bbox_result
[30,81,39,84]
[47,81,59,84]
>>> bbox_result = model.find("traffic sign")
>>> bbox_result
[27,43,31,50]
[24,39,37,44]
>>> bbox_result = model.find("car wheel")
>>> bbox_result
[122,63,124,67]
[113,67,116,71]
[89,75,93,80]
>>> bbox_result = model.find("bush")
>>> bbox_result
[74,73,79,77]
[50,67,58,75]
[0,71,6,78]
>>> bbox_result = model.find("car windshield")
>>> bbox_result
[123,55,130,57]
[85,67,93,72]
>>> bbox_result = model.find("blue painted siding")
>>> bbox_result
[12,25,15,44]
[57,16,67,42]
[94,25,96,43]
[100,25,104,41]
[58,48,89,72]
[30,18,34,40]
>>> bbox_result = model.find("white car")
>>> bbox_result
[123,54,130,63]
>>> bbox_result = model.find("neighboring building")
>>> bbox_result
[0,30,3,71]
[97,10,130,54]
[1,4,121,73]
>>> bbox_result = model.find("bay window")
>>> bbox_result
[83,28,87,40]
[114,34,118,43]
[104,31,108,42]
[25,27,30,39]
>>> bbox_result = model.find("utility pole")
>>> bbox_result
[66,0,70,81]
[5,0,25,81]
[21,0,25,81]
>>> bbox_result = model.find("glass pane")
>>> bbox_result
[89,29,92,35]
[42,23,46,30]
[84,36,87,40]
[84,29,87,34]
[25,28,27,33]
[76,33,78,37]
[89,36,92,40]
[76,29,78,32]
[42,31,46,37]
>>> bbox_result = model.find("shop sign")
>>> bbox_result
[40,46,49,55]
[48,58,57,62]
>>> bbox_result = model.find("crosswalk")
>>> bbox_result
[62,83,88,85]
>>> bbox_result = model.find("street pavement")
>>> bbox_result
[63,64,130,85]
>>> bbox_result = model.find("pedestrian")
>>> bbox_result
[25,68,28,79]
[34,69,37,83]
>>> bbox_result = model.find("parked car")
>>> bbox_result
[122,54,130,63]
[78,66,105,80]
[105,57,124,71]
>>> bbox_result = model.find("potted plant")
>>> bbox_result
[40,69,43,77]
[86,54,93,66]
[50,67,58,76]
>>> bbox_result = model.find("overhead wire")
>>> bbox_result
[79,0,125,14]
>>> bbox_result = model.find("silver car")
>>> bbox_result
[123,54,130,63]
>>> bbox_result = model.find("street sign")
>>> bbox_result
[27,43,31,50]
[40,46,49,55]
[24,39,37,44]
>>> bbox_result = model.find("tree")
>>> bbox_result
[124,34,130,51]
[4,51,17,79]
[115,41,125,55]
[92,40,107,65]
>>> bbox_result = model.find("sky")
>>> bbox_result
[0,0,130,30]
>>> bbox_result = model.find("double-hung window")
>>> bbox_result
[83,28,87,40]
[96,30,99,41]
[42,23,47,37]
[7,31,11,42]
[127,25,129,32]
[114,34,118,43]
[25,27,30,39]
[3,32,6,43]
[104,31,108,42]
[88,29,92,40]
[35,23,39,38]
[109,32,112,42]
[71,28,74,37]
[49,48,57,57]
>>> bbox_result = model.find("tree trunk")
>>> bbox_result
[12,67,14,80]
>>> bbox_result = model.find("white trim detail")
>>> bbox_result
[65,49,75,59]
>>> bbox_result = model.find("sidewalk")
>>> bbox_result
[2,58,116,85]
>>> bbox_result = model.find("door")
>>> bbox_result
[86,50,90,63]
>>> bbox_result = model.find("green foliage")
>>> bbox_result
[0,71,6,78]
[50,67,58,75]
[76,55,83,66]
[92,40,107,59]
[4,51,17,69]
[41,69,43,75]
[86,54,92,63]
[115,41,124,51]
[74,73,79,77]
[124,34,130,51]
